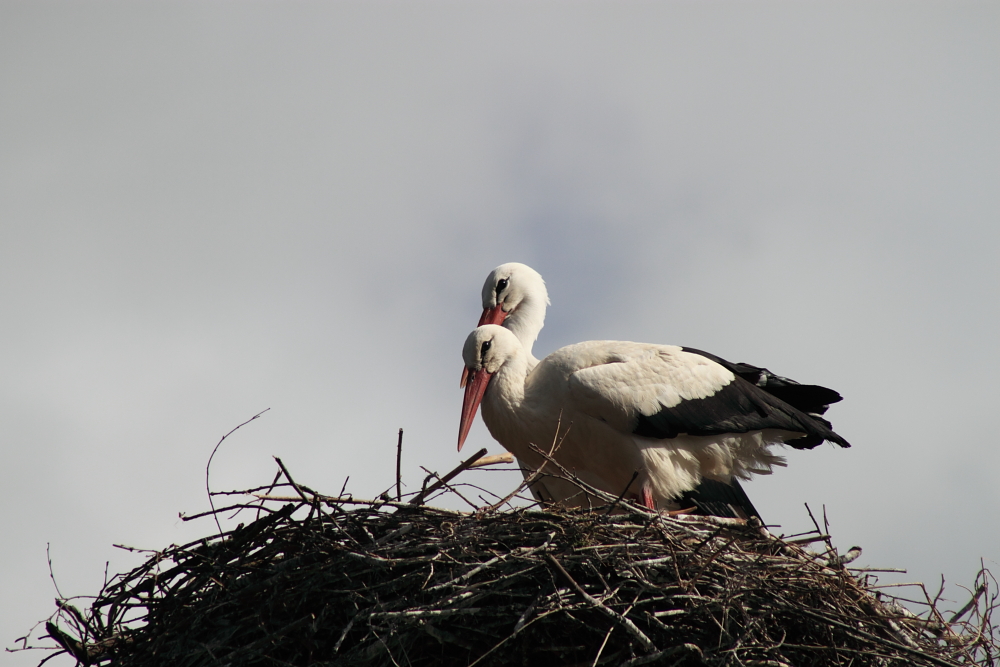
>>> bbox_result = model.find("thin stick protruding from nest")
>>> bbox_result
[479,419,568,513]
[951,583,988,624]
[205,408,270,536]
[395,428,404,500]
[407,448,488,506]
[467,452,514,468]
[526,441,652,513]
[273,456,309,502]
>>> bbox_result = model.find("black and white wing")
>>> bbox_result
[566,344,850,450]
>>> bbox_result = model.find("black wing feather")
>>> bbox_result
[632,375,850,449]
[678,478,763,522]
[680,347,842,416]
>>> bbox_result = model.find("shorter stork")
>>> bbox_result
[459,325,849,513]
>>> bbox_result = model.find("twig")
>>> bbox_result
[784,534,831,545]
[795,608,965,667]
[407,448,487,506]
[950,583,987,624]
[546,554,655,652]
[44,622,85,664]
[591,625,615,667]
[603,471,640,516]
[46,543,65,601]
[395,428,404,501]
[803,502,824,536]
[182,503,281,521]
[621,643,703,667]
[686,535,740,590]
[273,456,309,502]
[35,651,68,667]
[527,442,649,513]
[479,464,548,514]
[255,469,283,521]
[206,409,270,536]
[418,466,480,510]
[253,494,465,514]
[479,426,567,513]
[466,609,558,667]
[826,546,862,567]
[848,567,908,574]
[467,452,514,468]
[332,614,356,654]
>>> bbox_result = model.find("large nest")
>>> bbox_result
[27,450,1000,667]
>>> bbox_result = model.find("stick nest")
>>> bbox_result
[37,488,998,667]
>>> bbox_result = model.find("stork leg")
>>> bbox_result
[641,486,656,511]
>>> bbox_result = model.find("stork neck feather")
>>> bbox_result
[484,350,529,412]
[504,293,546,366]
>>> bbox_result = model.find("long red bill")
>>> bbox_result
[477,304,507,327]
[458,367,492,451]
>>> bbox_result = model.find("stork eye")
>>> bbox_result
[496,278,508,295]
[480,340,492,357]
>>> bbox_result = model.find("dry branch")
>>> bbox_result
[467,452,514,468]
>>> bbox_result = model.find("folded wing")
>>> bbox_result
[567,344,850,450]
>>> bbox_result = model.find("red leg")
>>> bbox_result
[641,486,656,510]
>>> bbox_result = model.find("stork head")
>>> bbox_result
[458,325,522,451]
[479,263,549,351]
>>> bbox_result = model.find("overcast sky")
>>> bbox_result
[2,2,998,663]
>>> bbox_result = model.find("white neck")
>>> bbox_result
[505,292,546,368]
[481,349,530,445]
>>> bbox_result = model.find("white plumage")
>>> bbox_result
[459,326,841,510]
[463,263,849,513]
[475,262,549,370]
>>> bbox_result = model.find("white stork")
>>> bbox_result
[477,263,843,424]
[459,325,850,513]
[465,263,849,515]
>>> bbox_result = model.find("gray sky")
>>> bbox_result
[2,2,998,662]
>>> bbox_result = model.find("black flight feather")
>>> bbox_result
[632,375,851,449]
[678,478,763,522]
[680,347,842,416]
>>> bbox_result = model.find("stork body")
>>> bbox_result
[460,326,849,513]
[470,263,847,517]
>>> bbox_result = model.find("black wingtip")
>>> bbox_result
[678,477,763,522]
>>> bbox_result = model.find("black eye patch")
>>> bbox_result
[480,340,492,357]
[496,278,508,295]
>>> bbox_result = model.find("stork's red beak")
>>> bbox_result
[458,367,492,451]
[478,303,507,327]
[460,306,504,388]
